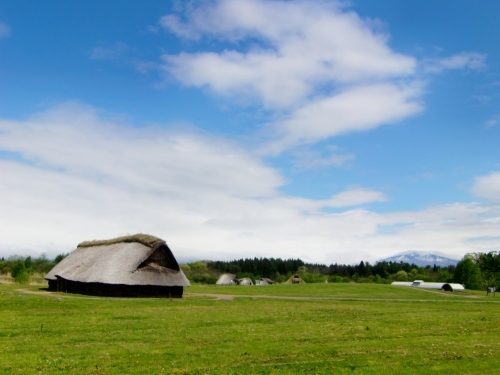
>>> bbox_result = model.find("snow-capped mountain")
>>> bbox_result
[379,251,459,267]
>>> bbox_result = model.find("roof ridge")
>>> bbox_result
[77,233,165,249]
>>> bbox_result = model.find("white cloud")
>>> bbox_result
[270,82,422,149]
[471,172,500,201]
[424,52,487,73]
[486,120,497,128]
[90,42,131,60]
[376,203,500,257]
[1,2,495,264]
[292,146,354,168]
[1,104,499,264]
[0,22,10,39]
[160,0,416,109]
[485,115,499,128]
[267,187,387,213]
[0,103,381,261]
[326,187,388,208]
[157,0,424,152]
[134,60,160,74]
[0,102,283,199]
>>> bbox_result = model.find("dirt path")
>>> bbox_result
[12,289,130,301]
[14,288,87,299]
[184,292,494,303]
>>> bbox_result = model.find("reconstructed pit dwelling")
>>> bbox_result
[215,274,274,286]
[45,234,190,298]
[285,274,306,284]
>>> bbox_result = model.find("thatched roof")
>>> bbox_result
[216,273,237,285]
[259,278,274,285]
[238,277,253,286]
[77,233,163,249]
[45,235,190,287]
[285,274,306,284]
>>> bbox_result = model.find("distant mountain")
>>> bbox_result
[379,251,459,267]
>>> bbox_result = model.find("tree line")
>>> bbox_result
[454,252,500,290]
[0,253,67,284]
[184,252,499,290]
[2,251,499,291]
[201,257,457,284]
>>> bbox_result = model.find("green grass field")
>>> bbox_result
[1,282,499,374]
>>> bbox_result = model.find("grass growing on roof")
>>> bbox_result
[1,282,499,374]
[77,233,164,249]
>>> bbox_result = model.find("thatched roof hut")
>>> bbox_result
[215,273,238,285]
[238,277,254,286]
[285,274,306,284]
[256,278,274,285]
[45,234,190,297]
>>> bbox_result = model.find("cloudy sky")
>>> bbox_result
[1,0,499,264]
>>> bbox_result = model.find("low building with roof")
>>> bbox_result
[256,278,275,285]
[44,234,190,297]
[441,283,465,292]
[391,280,465,292]
[215,273,238,285]
[391,281,413,286]
[285,274,306,284]
[238,277,254,286]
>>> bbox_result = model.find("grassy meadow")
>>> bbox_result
[1,282,499,374]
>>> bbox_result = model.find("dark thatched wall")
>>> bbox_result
[49,277,183,298]
[139,246,179,270]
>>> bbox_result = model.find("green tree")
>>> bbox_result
[11,260,26,278]
[297,265,308,274]
[11,260,30,284]
[453,258,482,290]
[409,268,419,280]
[477,252,500,288]
[24,256,33,270]
[437,270,453,283]
[358,261,366,277]
[33,253,52,273]
[394,270,408,281]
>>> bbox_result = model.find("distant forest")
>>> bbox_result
[183,251,500,291]
[1,251,499,291]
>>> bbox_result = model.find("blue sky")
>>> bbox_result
[1,0,499,264]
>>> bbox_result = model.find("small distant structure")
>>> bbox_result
[256,278,274,286]
[441,283,465,292]
[285,274,306,284]
[391,280,465,292]
[411,281,447,289]
[44,234,190,297]
[238,277,254,286]
[216,273,238,286]
[487,287,496,296]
